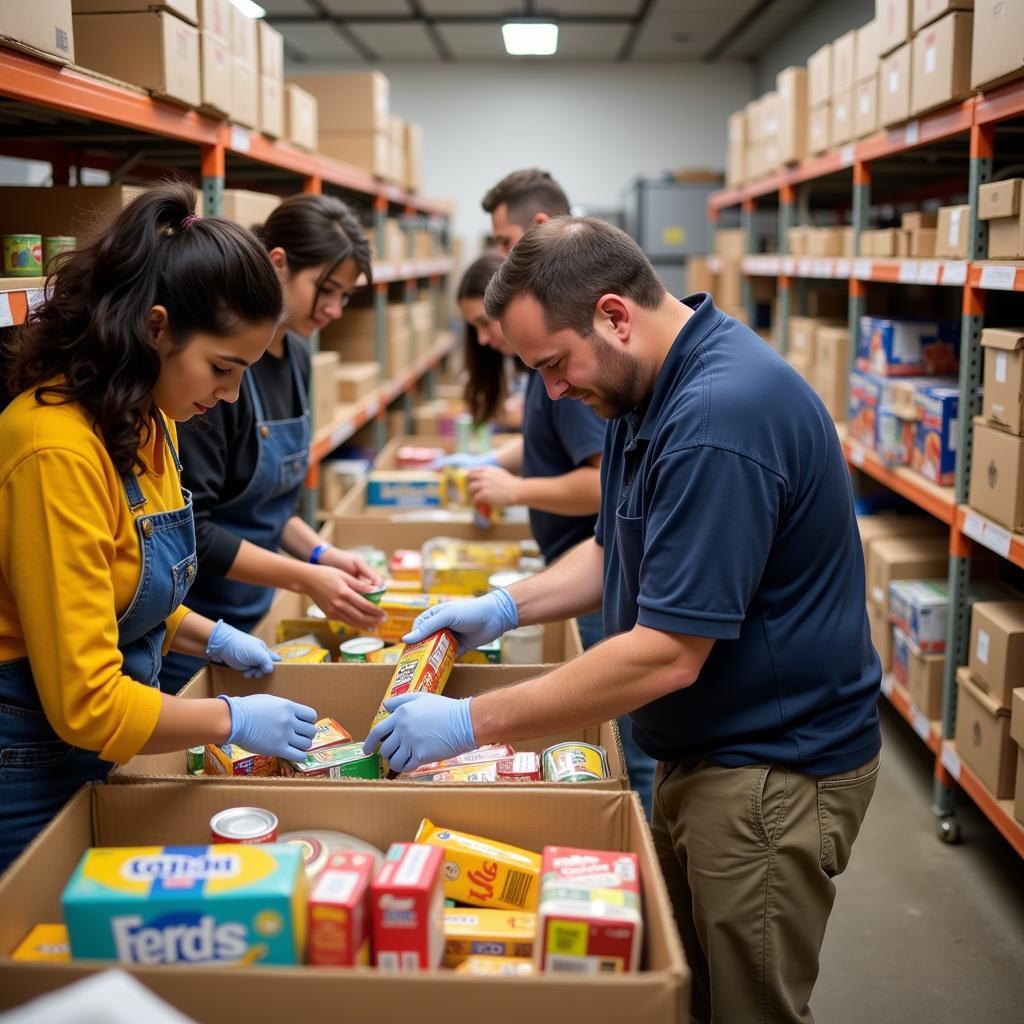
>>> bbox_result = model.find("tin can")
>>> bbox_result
[454,412,473,454]
[348,545,387,573]
[472,423,492,455]
[42,235,75,272]
[210,806,279,844]
[541,742,609,783]
[340,636,385,662]
[279,829,386,880]
[3,234,42,277]
[186,745,205,776]
[364,585,386,605]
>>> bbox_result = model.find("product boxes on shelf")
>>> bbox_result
[908,646,945,718]
[0,1,75,64]
[832,29,858,95]
[857,316,959,376]
[284,83,317,151]
[970,0,1024,91]
[912,383,958,484]
[856,20,880,82]
[981,327,1024,434]
[831,89,855,146]
[814,326,851,421]
[292,70,389,134]
[855,76,879,137]
[979,179,1024,259]
[914,0,973,34]
[877,408,916,466]
[955,667,1017,798]
[911,10,975,116]
[808,103,831,156]
[968,418,1024,532]
[879,42,912,126]
[867,534,950,616]
[877,0,913,56]
[777,66,808,165]
[968,600,1024,709]
[935,204,971,258]
[892,625,911,686]
[808,42,832,106]
[198,28,231,117]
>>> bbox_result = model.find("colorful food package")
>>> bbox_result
[281,743,382,780]
[12,924,69,962]
[366,470,442,507]
[371,843,446,971]
[453,954,535,976]
[405,745,515,779]
[366,593,443,644]
[422,538,521,596]
[370,630,456,732]
[366,643,403,664]
[307,851,375,966]
[309,718,352,752]
[535,847,643,974]
[389,548,423,583]
[204,742,278,778]
[416,763,499,783]
[271,638,330,664]
[415,818,542,912]
[443,908,535,967]
[497,752,542,781]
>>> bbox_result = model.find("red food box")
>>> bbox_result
[371,842,445,971]
[307,851,375,966]
[536,847,643,973]
[497,752,541,781]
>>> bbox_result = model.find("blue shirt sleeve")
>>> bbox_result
[636,444,786,639]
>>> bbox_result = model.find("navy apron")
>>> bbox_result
[0,414,196,870]
[160,337,310,693]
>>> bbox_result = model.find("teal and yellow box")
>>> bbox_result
[61,845,306,966]
[366,470,441,507]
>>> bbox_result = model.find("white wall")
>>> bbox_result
[294,61,754,252]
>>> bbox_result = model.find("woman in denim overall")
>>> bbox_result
[0,183,318,871]
[160,195,386,694]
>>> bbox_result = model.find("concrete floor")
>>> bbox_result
[813,703,1024,1022]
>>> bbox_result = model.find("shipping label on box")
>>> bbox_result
[857,316,960,376]
[879,42,912,126]
[912,384,958,484]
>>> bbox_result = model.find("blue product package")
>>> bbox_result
[857,317,960,377]
[891,627,910,688]
[366,471,442,507]
[912,385,958,485]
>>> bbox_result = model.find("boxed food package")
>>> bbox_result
[911,10,975,116]
[892,624,912,686]
[855,76,879,136]
[877,408,916,465]
[442,908,535,967]
[371,843,445,971]
[879,42,912,126]
[981,327,1024,434]
[970,0,1024,91]
[888,578,1009,654]
[370,631,457,734]
[876,0,913,55]
[979,179,1024,259]
[422,537,522,595]
[808,42,832,106]
[912,383,958,484]
[968,419,1024,532]
[935,204,971,258]
[968,600,1024,708]
[366,471,442,508]
[307,850,374,966]
[72,10,200,107]
[0,0,74,64]
[955,668,1016,798]
[857,316,959,376]
[204,742,277,778]
[285,83,318,151]
[867,534,949,614]
[11,924,69,963]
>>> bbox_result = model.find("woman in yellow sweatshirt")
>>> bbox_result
[0,182,319,870]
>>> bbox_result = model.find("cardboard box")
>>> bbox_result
[230,55,257,127]
[259,73,284,138]
[257,18,283,81]
[831,89,855,146]
[285,83,318,151]
[869,601,893,670]
[907,647,945,717]
[1015,746,1024,825]
[955,667,1016,798]
[858,514,945,568]
[968,418,1024,532]
[808,102,831,156]
[876,0,913,55]
[1012,686,1024,746]
[73,11,200,107]
[373,434,519,473]
[787,315,819,371]
[910,228,937,256]
[914,0,974,32]
[855,76,879,136]
[980,179,1024,258]
[856,20,881,81]
[388,115,406,187]
[935,204,971,258]
[336,361,380,403]
[0,0,74,63]
[968,600,1024,708]
[814,325,851,420]
[205,188,279,226]
[970,0,1024,90]
[0,184,144,239]
[229,0,256,63]
[291,71,390,134]
[808,43,832,105]
[310,350,340,434]
[879,42,912,126]
[833,30,858,94]
[867,534,949,614]
[726,111,746,188]
[196,0,229,37]
[776,67,808,165]
[0,784,687,1021]
[70,0,197,22]
[198,27,230,116]
[902,210,939,229]
[404,120,422,193]
[319,131,390,179]
[981,328,1024,434]
[911,10,974,116]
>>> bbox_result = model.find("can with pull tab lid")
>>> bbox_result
[210,806,279,844]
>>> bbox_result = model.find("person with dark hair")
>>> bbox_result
[159,193,384,694]
[367,217,882,1024]
[480,168,571,256]
[0,181,319,870]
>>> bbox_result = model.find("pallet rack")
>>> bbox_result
[0,47,456,520]
[709,81,1024,857]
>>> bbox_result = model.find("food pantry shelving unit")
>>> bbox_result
[709,80,1024,858]
[0,47,455,519]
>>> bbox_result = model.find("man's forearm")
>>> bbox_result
[508,537,604,625]
[516,465,600,517]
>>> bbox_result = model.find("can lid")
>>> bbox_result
[341,636,385,653]
[211,806,278,839]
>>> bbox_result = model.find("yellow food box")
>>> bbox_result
[205,742,278,778]
[12,924,69,962]
[453,954,535,976]
[366,593,443,645]
[443,908,536,967]
[370,631,456,732]
[415,817,542,912]
[389,548,423,584]
[422,539,521,596]
[272,639,330,664]
[366,644,402,665]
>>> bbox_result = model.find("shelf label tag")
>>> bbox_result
[979,264,1017,291]
[0,293,12,327]
[854,258,873,279]
[981,521,1011,558]
[782,257,796,275]
[942,261,967,285]
[835,259,851,278]
[880,673,894,698]
[962,510,987,544]
[917,261,940,285]
[840,144,855,168]
[904,120,920,146]
[230,125,251,152]
[911,708,931,742]
[940,745,961,781]
[798,257,813,277]
[899,260,919,283]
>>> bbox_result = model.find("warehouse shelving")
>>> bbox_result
[710,79,1024,852]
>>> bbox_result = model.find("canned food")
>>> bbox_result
[348,545,387,573]
[340,636,385,662]
[279,829,386,880]
[541,742,609,783]
[364,585,386,605]
[42,235,75,271]
[186,745,205,776]
[210,806,279,844]
[454,412,473,453]
[3,234,42,277]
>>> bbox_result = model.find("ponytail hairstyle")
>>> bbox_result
[7,178,283,476]
[459,251,515,426]
[252,193,373,318]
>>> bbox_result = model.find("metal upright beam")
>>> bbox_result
[373,195,389,451]
[200,142,224,216]
[777,183,795,354]
[849,159,871,350]
[742,197,756,327]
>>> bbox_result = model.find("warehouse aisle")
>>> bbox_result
[814,704,1024,1023]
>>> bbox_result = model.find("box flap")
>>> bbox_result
[959,666,1011,718]
[980,327,1024,352]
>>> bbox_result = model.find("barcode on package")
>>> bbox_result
[500,869,533,908]
[547,956,604,974]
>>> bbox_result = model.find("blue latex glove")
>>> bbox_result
[362,692,476,772]
[430,451,499,470]
[206,619,280,679]
[218,694,317,761]
[403,588,518,654]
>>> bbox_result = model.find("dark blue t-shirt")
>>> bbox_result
[522,370,606,563]
[595,294,881,774]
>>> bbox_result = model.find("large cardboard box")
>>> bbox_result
[229,0,256,63]
[808,43,833,106]
[0,784,688,1022]
[319,130,390,179]
[208,188,280,227]
[831,89,855,146]
[935,203,970,258]
[230,54,258,128]
[856,20,881,81]
[112,661,614,783]
[968,600,1024,708]
[867,534,949,615]
[813,325,851,420]
[259,73,284,138]
[0,184,143,239]
[833,30,858,95]
[876,0,913,55]
[0,0,74,63]
[856,76,880,136]
[911,10,974,116]
[970,0,1024,90]
[404,120,422,193]
[787,315,819,372]
[197,0,229,37]
[907,647,944,717]
[726,110,746,187]
[981,327,1024,434]
[292,71,390,134]
[858,514,946,569]
[388,115,406,187]
[879,42,912,126]
[285,83,318,151]
[914,0,974,31]
[336,361,380,404]
[981,178,1024,259]
[955,667,1016,798]
[968,418,1024,532]
[198,27,230,117]
[72,11,200,107]
[311,351,340,434]
[257,18,283,81]
[808,102,831,156]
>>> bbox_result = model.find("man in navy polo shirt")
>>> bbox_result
[367,217,881,1023]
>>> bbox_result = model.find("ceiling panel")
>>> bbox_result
[557,23,632,58]
[547,0,639,13]
[350,21,439,59]
[437,23,509,59]
[276,22,365,61]
[420,0,526,14]
[263,0,317,15]
[322,0,412,13]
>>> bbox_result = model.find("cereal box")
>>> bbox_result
[371,843,445,971]
[536,846,643,974]
[912,384,958,485]
[12,924,69,962]
[415,818,542,912]
[406,745,515,779]
[307,851,375,966]
[309,717,352,753]
[61,845,306,965]
[454,955,535,976]
[204,742,278,778]
[370,630,456,732]
[856,316,960,377]
[281,743,382,780]
[443,908,536,967]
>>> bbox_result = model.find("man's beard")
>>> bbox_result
[567,336,646,419]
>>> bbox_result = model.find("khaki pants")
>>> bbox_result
[652,754,880,1024]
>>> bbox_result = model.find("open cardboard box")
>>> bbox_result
[0,783,688,1022]
[110,663,622,787]
[373,433,519,471]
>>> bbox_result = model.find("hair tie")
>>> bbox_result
[179,213,199,231]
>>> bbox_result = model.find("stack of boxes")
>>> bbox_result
[979,178,1024,261]
[859,209,937,258]
[257,14,284,138]
[855,21,881,138]
[711,229,746,322]
[807,42,832,156]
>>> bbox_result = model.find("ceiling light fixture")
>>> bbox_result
[502,22,559,56]
[229,0,266,19]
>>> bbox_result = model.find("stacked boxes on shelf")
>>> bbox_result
[855,20,881,137]
[859,210,937,258]
[786,315,850,423]
[320,302,423,382]
[257,15,285,137]
[970,0,1024,93]
[979,179,1024,260]
[711,229,745,321]
[807,41,832,156]
[197,0,232,118]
